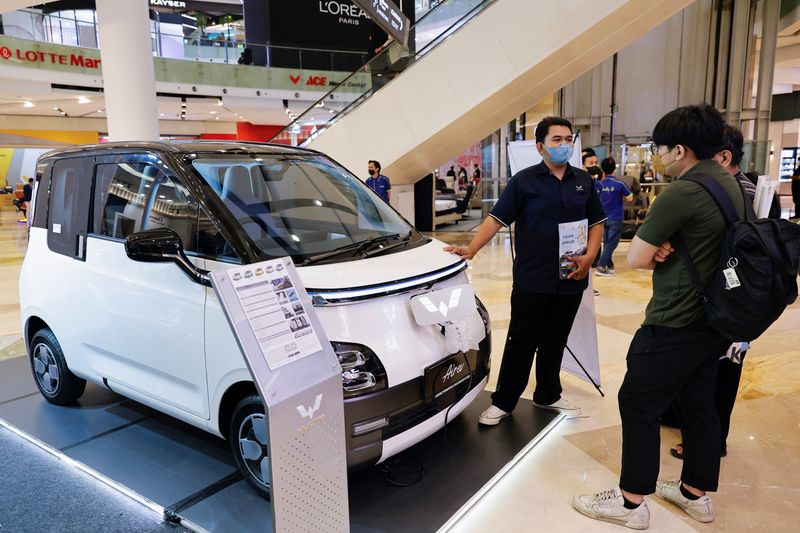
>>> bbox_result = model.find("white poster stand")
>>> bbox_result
[506,137,602,388]
[211,258,349,533]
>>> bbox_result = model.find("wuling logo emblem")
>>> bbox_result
[296,394,323,419]
[418,288,462,319]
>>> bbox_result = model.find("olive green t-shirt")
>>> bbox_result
[636,160,746,328]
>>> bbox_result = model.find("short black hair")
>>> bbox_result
[534,116,573,143]
[586,165,603,180]
[369,160,381,171]
[581,152,597,164]
[719,124,744,167]
[652,103,724,160]
[582,147,596,157]
[600,157,616,175]
[28,178,34,183]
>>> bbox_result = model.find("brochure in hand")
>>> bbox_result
[558,219,588,279]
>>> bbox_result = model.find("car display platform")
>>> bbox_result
[0,356,559,532]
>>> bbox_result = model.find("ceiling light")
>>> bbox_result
[77,96,90,104]
[214,116,219,120]
[23,101,34,108]
[96,109,103,113]
[52,106,59,110]
[210,110,217,114]
[159,113,164,116]
[315,101,325,108]
[217,98,223,106]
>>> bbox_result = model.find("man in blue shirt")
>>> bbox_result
[443,116,606,425]
[595,158,632,276]
[366,160,391,203]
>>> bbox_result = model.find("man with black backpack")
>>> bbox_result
[668,123,782,462]
[574,104,744,529]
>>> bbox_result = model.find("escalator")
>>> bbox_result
[273,0,694,185]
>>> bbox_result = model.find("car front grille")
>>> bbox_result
[382,365,486,440]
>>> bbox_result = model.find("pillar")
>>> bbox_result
[95,0,159,141]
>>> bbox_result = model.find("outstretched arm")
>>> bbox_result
[443,216,504,260]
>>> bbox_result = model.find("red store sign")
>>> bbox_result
[0,46,101,69]
[289,73,329,87]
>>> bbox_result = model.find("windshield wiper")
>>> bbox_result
[361,232,417,258]
[300,233,402,266]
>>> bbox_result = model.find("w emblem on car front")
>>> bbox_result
[418,288,462,318]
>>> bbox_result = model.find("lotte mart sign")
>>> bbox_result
[0,36,101,74]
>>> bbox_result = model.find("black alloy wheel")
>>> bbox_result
[29,328,86,405]
[229,394,271,500]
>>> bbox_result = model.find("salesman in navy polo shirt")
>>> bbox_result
[366,160,391,203]
[444,117,606,425]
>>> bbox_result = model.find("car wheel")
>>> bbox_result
[29,328,86,405]
[229,394,271,500]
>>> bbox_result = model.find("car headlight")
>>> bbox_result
[331,341,388,398]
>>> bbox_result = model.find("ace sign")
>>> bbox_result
[352,0,410,46]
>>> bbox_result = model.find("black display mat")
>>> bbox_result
[0,357,557,532]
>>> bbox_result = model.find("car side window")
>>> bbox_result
[48,157,93,259]
[143,172,200,251]
[197,206,239,262]
[93,162,151,239]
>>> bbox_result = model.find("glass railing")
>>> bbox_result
[3,8,368,71]
[271,0,497,145]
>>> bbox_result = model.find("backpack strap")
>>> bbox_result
[682,175,743,225]
[670,174,744,303]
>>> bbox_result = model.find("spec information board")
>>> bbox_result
[228,262,322,370]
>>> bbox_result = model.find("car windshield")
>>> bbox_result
[190,154,415,262]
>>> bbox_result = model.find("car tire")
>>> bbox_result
[229,394,271,500]
[29,328,86,405]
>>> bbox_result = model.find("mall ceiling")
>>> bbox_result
[0,85,343,127]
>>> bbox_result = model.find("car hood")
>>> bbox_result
[297,237,462,290]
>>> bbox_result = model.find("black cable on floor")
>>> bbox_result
[376,347,473,487]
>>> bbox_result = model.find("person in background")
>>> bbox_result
[583,150,599,171]
[595,158,633,277]
[472,163,482,187]
[366,160,391,203]
[792,157,800,219]
[586,165,605,296]
[444,116,606,425]
[458,166,468,190]
[667,123,780,462]
[23,177,33,203]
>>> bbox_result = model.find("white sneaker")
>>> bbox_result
[655,480,714,523]
[533,397,581,415]
[573,487,650,530]
[478,405,510,426]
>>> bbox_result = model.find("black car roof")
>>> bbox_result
[39,140,320,159]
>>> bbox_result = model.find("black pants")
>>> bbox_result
[618,322,729,495]
[671,350,747,452]
[491,288,583,412]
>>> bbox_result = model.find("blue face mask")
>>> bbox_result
[544,144,574,165]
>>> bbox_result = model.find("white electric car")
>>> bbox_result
[19,141,491,498]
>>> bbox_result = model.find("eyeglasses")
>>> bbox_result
[648,142,660,155]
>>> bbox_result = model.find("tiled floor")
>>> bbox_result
[435,230,800,533]
[2,199,798,531]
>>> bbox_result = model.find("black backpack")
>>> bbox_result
[673,175,800,342]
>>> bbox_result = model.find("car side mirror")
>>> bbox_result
[125,228,211,286]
